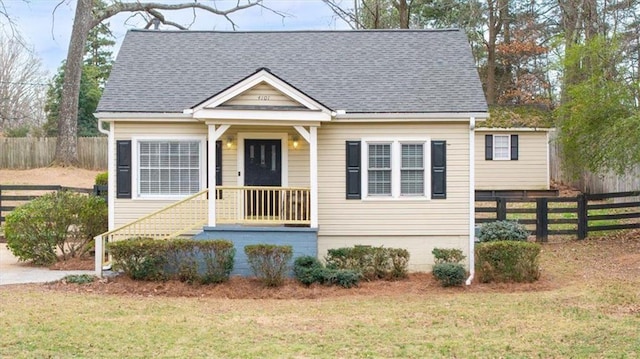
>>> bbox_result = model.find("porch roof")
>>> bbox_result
[97,29,488,116]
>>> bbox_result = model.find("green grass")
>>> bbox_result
[1,285,638,358]
[2,238,640,358]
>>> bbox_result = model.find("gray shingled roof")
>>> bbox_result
[97,29,488,114]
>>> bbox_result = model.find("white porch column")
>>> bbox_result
[310,126,319,228]
[207,124,230,227]
[207,125,216,227]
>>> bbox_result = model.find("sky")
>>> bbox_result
[1,0,351,75]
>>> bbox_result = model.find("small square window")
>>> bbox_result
[493,135,510,160]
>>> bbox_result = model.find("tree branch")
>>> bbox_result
[146,9,188,30]
[93,1,264,28]
[321,0,359,30]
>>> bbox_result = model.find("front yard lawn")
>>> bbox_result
[1,234,639,358]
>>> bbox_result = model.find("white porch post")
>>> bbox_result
[294,125,319,228]
[207,124,230,227]
[207,125,216,227]
[310,126,319,228]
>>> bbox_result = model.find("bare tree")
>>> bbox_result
[0,33,47,135]
[322,0,422,29]
[54,0,270,166]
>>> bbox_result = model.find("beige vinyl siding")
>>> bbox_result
[221,83,303,107]
[318,235,469,271]
[317,122,470,238]
[112,122,208,227]
[475,130,549,190]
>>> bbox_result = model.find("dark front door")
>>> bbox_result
[244,139,282,219]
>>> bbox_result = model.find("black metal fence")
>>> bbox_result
[476,191,640,241]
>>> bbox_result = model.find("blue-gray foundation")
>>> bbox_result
[193,225,318,276]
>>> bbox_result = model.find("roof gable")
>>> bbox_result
[97,29,488,115]
[192,68,330,113]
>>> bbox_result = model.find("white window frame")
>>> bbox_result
[361,138,430,200]
[131,135,207,200]
[493,134,511,161]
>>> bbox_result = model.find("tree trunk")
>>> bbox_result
[54,0,93,166]
[397,0,409,28]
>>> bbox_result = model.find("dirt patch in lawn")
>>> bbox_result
[0,167,101,188]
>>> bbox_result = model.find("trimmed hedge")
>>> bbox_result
[478,220,529,242]
[475,241,541,283]
[432,263,467,287]
[431,247,467,287]
[109,238,166,281]
[432,248,465,264]
[244,244,293,287]
[293,255,361,288]
[108,238,235,283]
[325,246,409,281]
[95,172,108,186]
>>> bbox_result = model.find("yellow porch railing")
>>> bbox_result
[94,186,311,274]
[94,189,208,271]
[216,186,310,225]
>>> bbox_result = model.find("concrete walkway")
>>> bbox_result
[0,244,94,286]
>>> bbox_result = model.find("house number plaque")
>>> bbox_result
[257,95,271,101]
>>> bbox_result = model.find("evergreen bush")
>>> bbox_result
[478,220,529,242]
[475,241,541,283]
[432,263,467,287]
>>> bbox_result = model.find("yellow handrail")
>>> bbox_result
[94,186,312,276]
[94,189,208,273]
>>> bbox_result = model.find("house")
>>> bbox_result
[474,106,554,193]
[475,127,552,191]
[94,29,488,278]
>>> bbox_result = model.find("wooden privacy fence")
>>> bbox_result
[476,191,640,241]
[0,185,97,225]
[0,137,107,169]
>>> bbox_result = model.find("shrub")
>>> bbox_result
[108,238,167,281]
[388,248,410,279]
[5,191,108,265]
[95,172,108,186]
[244,244,293,287]
[199,240,235,284]
[432,263,467,287]
[432,248,466,264]
[164,239,199,284]
[322,268,362,288]
[325,246,409,281]
[475,241,541,283]
[293,255,362,288]
[478,220,529,242]
[109,238,235,284]
[293,256,325,286]
[61,274,96,284]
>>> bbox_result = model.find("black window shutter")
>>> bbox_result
[345,141,361,199]
[116,140,132,199]
[431,140,447,199]
[510,134,519,160]
[485,134,493,160]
